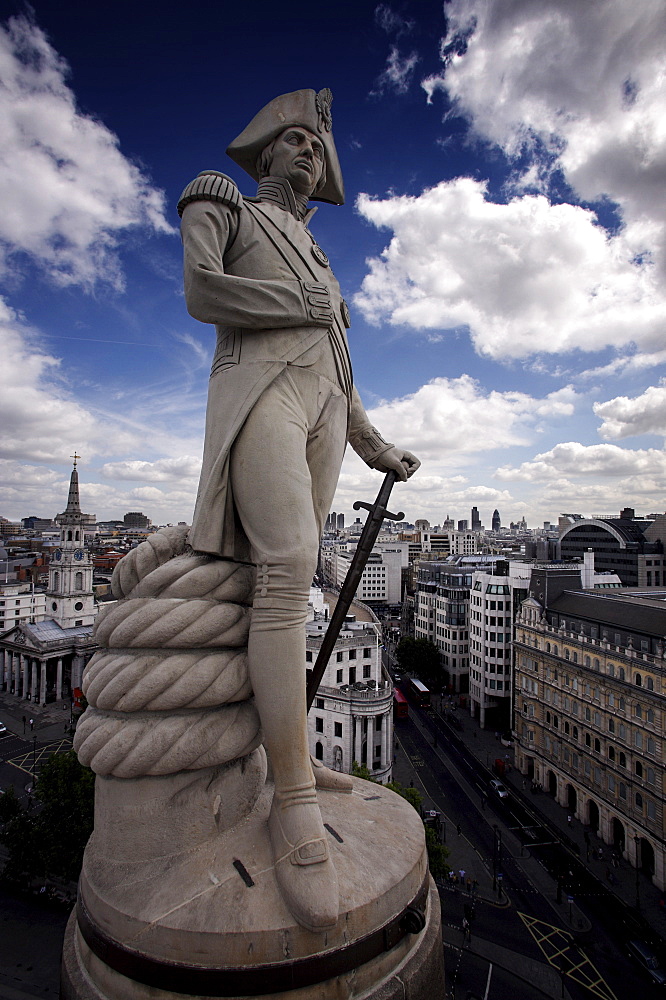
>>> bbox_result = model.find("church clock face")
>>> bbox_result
[74,549,84,560]
[54,549,62,561]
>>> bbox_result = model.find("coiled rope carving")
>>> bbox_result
[94,598,251,649]
[83,649,251,712]
[74,704,261,778]
[75,526,259,778]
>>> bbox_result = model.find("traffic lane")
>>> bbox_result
[0,882,69,996]
[396,718,570,955]
[415,707,651,998]
[442,937,568,1000]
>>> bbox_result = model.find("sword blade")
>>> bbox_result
[306,471,403,710]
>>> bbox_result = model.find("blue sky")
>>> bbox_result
[1,0,665,529]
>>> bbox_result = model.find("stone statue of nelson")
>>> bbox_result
[178,88,419,933]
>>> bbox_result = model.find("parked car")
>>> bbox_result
[627,939,666,986]
[489,779,509,800]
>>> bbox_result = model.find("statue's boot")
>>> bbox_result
[268,781,339,933]
[311,755,353,793]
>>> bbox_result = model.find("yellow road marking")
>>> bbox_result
[518,912,618,1000]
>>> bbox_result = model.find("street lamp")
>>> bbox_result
[634,834,641,911]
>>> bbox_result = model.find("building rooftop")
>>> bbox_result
[23,619,94,641]
[551,588,666,637]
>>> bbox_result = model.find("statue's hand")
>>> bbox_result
[370,447,420,482]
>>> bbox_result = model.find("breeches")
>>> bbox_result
[230,366,348,624]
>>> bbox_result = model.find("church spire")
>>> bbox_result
[66,453,81,514]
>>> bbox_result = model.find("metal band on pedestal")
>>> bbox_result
[76,876,427,997]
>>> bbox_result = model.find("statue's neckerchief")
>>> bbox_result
[254,176,328,268]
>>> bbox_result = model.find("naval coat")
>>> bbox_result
[181,179,379,561]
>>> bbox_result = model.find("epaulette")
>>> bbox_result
[177,171,242,218]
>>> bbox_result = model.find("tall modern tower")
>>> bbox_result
[471,506,481,531]
[47,455,96,627]
[492,509,501,532]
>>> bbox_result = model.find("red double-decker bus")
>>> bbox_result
[404,677,430,707]
[393,688,408,720]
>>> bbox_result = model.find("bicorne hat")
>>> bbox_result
[226,88,344,206]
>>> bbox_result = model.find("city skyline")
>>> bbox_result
[1,1,665,528]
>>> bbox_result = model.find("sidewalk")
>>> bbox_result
[0,688,75,744]
[433,698,666,943]
[391,725,503,908]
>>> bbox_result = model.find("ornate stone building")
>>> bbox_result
[306,617,393,782]
[514,587,666,889]
[0,459,97,703]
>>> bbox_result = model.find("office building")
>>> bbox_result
[514,584,666,890]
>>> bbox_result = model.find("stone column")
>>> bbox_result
[381,710,390,769]
[71,655,84,691]
[31,660,38,702]
[13,652,19,695]
[56,658,63,701]
[40,660,47,706]
[354,715,362,765]
[21,655,28,698]
[1,650,7,689]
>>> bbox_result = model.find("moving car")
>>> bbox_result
[627,939,666,986]
[489,779,509,799]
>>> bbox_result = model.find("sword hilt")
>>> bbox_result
[353,500,404,521]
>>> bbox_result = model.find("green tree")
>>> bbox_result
[424,825,450,878]
[386,779,450,876]
[35,751,95,882]
[352,761,375,781]
[0,750,94,885]
[395,637,441,690]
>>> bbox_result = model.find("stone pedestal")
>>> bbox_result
[61,778,443,999]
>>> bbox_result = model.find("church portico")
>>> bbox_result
[0,459,98,709]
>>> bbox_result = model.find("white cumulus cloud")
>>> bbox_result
[0,15,173,290]
[496,442,666,482]
[354,179,664,359]
[364,374,576,459]
[423,0,666,272]
[594,383,666,440]
[99,457,201,483]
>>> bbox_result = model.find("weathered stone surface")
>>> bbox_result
[62,779,442,1000]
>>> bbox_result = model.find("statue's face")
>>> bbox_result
[268,127,325,196]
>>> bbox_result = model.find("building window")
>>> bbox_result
[334,722,342,737]
[607,746,615,761]
[306,651,313,662]
[363,664,371,678]
[363,648,371,658]
[635,792,643,809]
[619,782,627,799]
[635,761,643,778]
[647,767,656,785]
[315,717,324,733]
[336,652,343,662]
[608,719,615,734]
[647,737,656,754]
[635,673,642,686]
[647,800,656,820]
[619,752,627,768]
[315,742,323,760]
[336,669,343,683]
[316,698,324,709]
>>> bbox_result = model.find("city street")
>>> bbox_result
[390,680,664,1000]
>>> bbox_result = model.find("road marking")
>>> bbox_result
[7,738,74,778]
[518,912,618,1000]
